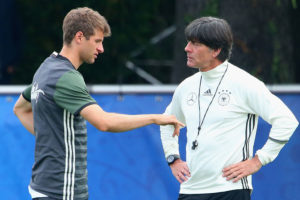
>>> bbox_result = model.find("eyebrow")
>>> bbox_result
[95,38,103,42]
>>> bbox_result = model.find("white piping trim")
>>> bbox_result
[63,110,75,200]
[71,114,75,200]
[63,110,68,200]
[1,84,300,94]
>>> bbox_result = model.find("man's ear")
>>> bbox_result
[212,48,221,58]
[74,31,84,44]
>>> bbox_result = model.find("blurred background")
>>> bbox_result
[1,0,300,85]
[1,0,300,200]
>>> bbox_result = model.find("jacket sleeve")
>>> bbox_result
[160,86,186,158]
[244,80,298,165]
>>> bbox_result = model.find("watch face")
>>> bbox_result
[167,155,174,163]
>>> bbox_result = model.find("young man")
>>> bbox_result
[160,17,298,200]
[13,7,184,200]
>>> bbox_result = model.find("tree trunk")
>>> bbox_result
[172,0,295,83]
[219,0,294,83]
[171,0,207,83]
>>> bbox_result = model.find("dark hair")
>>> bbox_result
[185,17,233,61]
[63,7,111,45]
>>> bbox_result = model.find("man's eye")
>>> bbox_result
[193,42,202,46]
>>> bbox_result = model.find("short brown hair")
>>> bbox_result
[62,7,111,45]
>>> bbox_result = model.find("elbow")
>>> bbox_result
[293,119,299,130]
[13,106,19,116]
[86,110,115,132]
[278,116,299,132]
[284,118,299,134]
[96,121,118,132]
[95,122,110,132]
[98,125,109,132]
[289,116,299,130]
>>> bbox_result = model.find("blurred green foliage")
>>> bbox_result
[14,0,175,84]
[11,0,300,84]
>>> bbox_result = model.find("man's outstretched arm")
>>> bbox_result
[80,104,184,135]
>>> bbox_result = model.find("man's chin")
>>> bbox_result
[187,63,198,69]
[86,59,96,64]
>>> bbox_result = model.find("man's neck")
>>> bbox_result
[59,45,82,69]
[199,59,223,72]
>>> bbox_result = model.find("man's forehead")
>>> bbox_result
[93,29,104,38]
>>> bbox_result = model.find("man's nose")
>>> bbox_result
[97,44,104,53]
[185,42,191,52]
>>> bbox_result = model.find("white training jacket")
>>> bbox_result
[160,61,298,194]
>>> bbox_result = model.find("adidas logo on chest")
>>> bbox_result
[203,89,213,96]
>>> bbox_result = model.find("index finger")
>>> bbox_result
[223,162,239,172]
[172,123,181,137]
[172,121,185,137]
[178,121,185,127]
[182,167,191,177]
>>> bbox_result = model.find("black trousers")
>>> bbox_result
[33,198,57,200]
[178,189,251,200]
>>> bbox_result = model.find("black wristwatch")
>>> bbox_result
[166,154,180,165]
